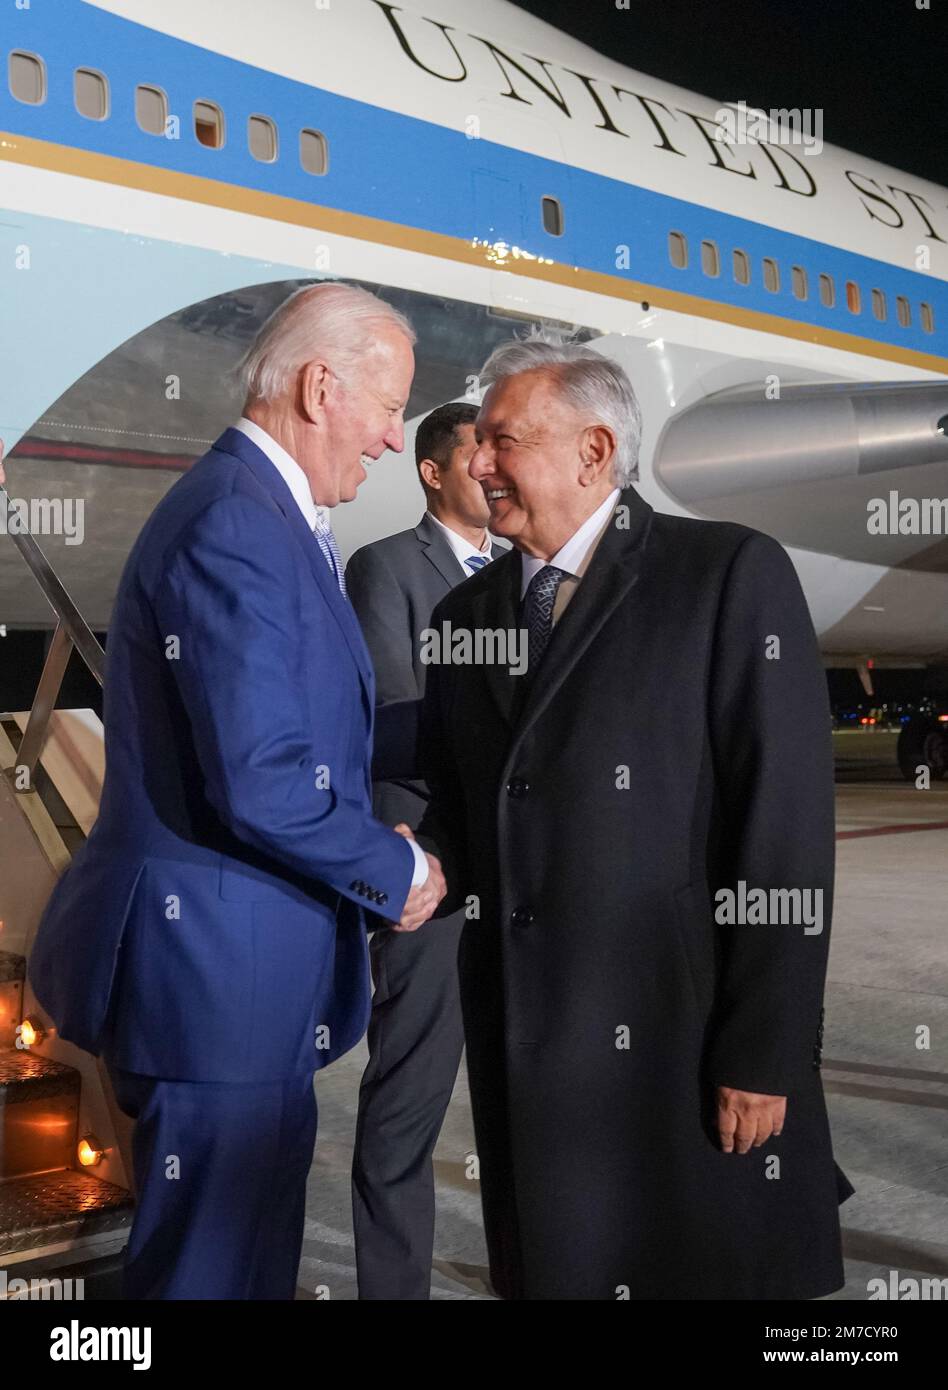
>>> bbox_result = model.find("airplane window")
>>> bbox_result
[920,302,934,333]
[541,196,564,237]
[74,68,109,121]
[668,232,688,269]
[195,100,225,149]
[896,295,911,328]
[762,258,780,293]
[845,281,861,314]
[819,273,835,308]
[248,115,278,163]
[300,128,329,175]
[871,288,887,321]
[135,84,168,136]
[791,266,808,300]
[700,240,720,276]
[732,249,750,284]
[8,51,46,105]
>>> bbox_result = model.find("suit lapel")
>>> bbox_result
[213,429,375,713]
[473,549,523,728]
[415,512,466,588]
[479,487,654,737]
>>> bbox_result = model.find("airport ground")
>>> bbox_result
[5,727,944,1301]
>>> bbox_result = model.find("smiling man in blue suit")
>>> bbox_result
[29,282,446,1300]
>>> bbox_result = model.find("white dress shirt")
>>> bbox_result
[425,510,492,575]
[235,417,321,530]
[520,488,621,602]
[234,417,429,888]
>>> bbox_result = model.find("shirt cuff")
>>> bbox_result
[408,837,429,886]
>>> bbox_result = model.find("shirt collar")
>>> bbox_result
[426,510,492,573]
[520,488,621,597]
[235,417,321,532]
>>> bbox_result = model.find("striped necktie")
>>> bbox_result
[313,515,347,597]
[465,553,489,574]
[522,564,569,673]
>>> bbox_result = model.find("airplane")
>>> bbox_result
[0,0,946,782]
[1,0,947,1289]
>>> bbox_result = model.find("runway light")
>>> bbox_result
[19,1017,45,1047]
[77,1135,105,1167]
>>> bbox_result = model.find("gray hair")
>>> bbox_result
[239,281,416,404]
[479,328,641,486]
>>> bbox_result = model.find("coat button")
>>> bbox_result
[510,906,536,927]
[506,778,530,798]
[378,892,388,906]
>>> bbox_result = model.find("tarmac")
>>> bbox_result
[299,731,948,1301]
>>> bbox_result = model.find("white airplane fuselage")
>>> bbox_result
[1,0,946,664]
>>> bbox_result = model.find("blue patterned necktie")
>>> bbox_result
[522,564,569,675]
[313,515,347,598]
[465,553,489,574]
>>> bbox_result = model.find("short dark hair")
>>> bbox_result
[414,401,478,484]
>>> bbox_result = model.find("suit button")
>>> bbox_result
[510,906,535,927]
[378,892,388,906]
[506,778,529,798]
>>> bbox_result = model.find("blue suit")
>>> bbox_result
[29,427,416,1297]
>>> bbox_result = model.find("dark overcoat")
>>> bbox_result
[416,484,852,1300]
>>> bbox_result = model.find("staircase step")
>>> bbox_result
[1,1049,80,1179]
[0,1048,79,1100]
[0,1170,132,1259]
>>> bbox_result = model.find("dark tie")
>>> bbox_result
[522,564,569,676]
[313,516,347,598]
[465,554,489,574]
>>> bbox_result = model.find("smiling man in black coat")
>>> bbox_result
[410,332,853,1300]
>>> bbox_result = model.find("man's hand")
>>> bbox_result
[716,1087,786,1154]
[388,823,446,932]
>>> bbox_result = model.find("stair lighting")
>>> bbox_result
[77,1134,105,1167]
[18,1016,45,1047]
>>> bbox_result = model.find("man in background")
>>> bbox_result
[347,401,505,1299]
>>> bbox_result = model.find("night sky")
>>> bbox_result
[513,0,947,188]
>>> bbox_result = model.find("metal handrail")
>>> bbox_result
[1,480,105,788]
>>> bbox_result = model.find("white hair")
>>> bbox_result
[479,327,642,486]
[239,281,416,404]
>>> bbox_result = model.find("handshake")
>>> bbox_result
[388,824,447,932]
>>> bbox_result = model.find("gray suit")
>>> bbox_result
[346,512,505,1300]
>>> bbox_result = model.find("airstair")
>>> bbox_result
[0,513,132,1295]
